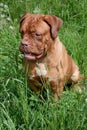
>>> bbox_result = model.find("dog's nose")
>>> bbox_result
[21,40,28,46]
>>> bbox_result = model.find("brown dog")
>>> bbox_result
[19,13,80,98]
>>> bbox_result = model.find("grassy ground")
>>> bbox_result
[0,0,87,130]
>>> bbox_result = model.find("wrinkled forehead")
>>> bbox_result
[20,15,50,34]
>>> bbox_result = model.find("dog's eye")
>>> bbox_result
[35,33,42,39]
[35,33,41,36]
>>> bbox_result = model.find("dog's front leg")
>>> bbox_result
[50,80,64,99]
[58,81,65,96]
[50,80,59,99]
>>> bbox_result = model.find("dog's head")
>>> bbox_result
[19,13,62,60]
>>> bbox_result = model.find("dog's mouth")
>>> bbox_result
[24,51,44,60]
[19,45,46,60]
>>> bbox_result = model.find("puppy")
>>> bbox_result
[19,13,80,99]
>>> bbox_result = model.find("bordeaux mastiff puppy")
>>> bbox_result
[19,13,81,99]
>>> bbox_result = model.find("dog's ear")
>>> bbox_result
[19,13,32,33]
[44,15,63,39]
[20,13,31,26]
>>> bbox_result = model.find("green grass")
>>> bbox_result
[0,0,87,130]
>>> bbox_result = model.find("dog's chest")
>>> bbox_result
[29,62,61,82]
[30,63,47,79]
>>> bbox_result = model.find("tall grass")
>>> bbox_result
[0,0,87,130]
